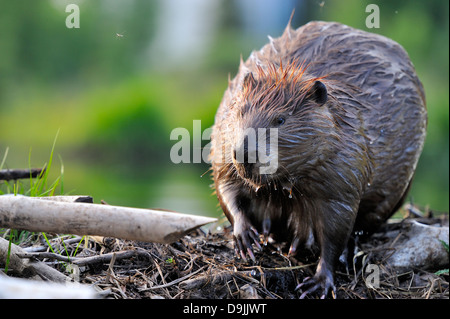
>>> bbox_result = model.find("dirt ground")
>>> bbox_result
[2,208,448,300]
[58,213,448,299]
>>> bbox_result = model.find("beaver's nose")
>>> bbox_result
[233,135,258,171]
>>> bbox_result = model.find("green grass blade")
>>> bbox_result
[0,147,8,170]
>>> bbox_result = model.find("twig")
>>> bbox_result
[152,259,171,298]
[140,266,206,291]
[105,252,117,284]
[258,263,317,271]
[73,250,139,266]
[17,252,72,263]
[16,249,145,267]
[22,235,85,253]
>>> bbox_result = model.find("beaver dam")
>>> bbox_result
[1,205,448,299]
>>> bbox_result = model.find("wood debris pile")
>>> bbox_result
[1,211,448,299]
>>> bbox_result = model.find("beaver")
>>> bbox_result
[209,20,427,298]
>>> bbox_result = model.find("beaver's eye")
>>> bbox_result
[275,117,285,126]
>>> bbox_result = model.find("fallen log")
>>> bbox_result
[0,168,44,181]
[0,195,217,244]
[34,195,94,203]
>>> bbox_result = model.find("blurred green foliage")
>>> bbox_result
[0,0,448,214]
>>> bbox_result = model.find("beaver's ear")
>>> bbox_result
[243,72,257,89]
[309,81,327,106]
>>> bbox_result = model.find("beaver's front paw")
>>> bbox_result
[232,215,261,263]
[295,268,336,299]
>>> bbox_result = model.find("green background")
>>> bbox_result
[0,0,448,217]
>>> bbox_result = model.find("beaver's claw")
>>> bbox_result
[295,272,336,299]
[233,224,261,263]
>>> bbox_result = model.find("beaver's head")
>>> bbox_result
[228,61,334,190]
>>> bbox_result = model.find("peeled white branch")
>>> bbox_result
[0,274,99,299]
[0,195,217,244]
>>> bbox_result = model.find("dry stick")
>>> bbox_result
[180,270,233,290]
[0,168,44,181]
[0,195,217,244]
[0,237,71,283]
[74,250,139,266]
[152,259,170,296]
[16,249,143,267]
[17,252,72,263]
[22,235,85,253]
[105,252,117,284]
[140,266,207,291]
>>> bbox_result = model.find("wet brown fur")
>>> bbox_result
[210,20,427,297]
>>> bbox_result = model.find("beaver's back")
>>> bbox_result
[237,21,427,230]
